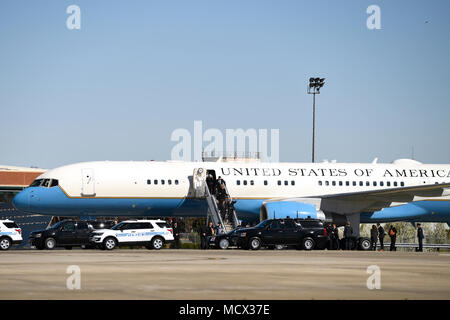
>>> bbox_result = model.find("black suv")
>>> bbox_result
[29,220,113,250]
[232,218,328,250]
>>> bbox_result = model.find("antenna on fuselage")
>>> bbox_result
[273,210,276,219]
[296,211,299,219]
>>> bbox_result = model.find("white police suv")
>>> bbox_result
[0,220,23,250]
[89,219,174,250]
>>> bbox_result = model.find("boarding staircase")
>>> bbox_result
[192,168,239,234]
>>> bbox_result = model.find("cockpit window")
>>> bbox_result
[50,179,59,187]
[29,179,59,188]
[29,179,43,187]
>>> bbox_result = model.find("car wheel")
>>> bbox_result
[249,237,261,250]
[359,238,371,251]
[151,237,164,250]
[44,238,56,250]
[0,237,11,250]
[103,237,117,250]
[219,239,230,250]
[302,237,315,250]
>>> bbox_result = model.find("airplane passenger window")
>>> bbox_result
[250,180,254,185]
[387,182,391,187]
[147,180,151,184]
[154,180,158,185]
[380,181,384,187]
[339,181,343,186]
[277,181,281,186]
[401,182,405,186]
[346,181,349,186]
[366,181,370,186]
[353,181,356,186]
[175,180,179,185]
[318,181,322,186]
[373,181,377,186]
[325,181,329,186]
[264,180,268,186]
[237,180,240,185]
[394,182,398,187]
[359,181,363,186]
[284,181,288,186]
[243,180,247,186]
[161,180,165,185]
[168,180,172,185]
[291,181,295,186]
[332,181,336,186]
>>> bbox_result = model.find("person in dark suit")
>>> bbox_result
[370,225,378,251]
[326,223,333,250]
[417,223,424,252]
[343,221,353,250]
[205,221,215,249]
[377,223,385,251]
[199,224,208,249]
[388,225,397,251]
[172,221,181,249]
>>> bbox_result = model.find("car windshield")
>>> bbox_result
[48,221,65,229]
[111,222,126,230]
[254,220,271,228]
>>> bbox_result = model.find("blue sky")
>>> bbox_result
[1,0,449,168]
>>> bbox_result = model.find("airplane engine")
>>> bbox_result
[259,201,326,221]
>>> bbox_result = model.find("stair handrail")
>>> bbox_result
[204,184,226,234]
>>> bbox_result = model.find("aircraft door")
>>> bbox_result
[81,168,95,196]
[193,168,207,198]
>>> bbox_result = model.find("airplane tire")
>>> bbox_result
[358,238,372,251]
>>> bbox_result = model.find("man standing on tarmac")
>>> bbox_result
[199,223,208,249]
[417,223,425,252]
[370,225,378,251]
[172,221,181,249]
[344,221,353,250]
[388,225,398,251]
[377,223,385,251]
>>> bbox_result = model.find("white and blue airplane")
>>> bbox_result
[12,158,450,233]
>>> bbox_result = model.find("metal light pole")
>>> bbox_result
[307,77,325,163]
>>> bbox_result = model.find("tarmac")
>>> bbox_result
[0,249,449,300]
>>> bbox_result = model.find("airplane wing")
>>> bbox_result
[318,182,450,214]
[264,183,450,215]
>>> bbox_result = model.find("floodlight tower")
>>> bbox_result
[307,77,325,163]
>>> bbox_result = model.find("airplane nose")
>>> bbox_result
[12,190,29,211]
